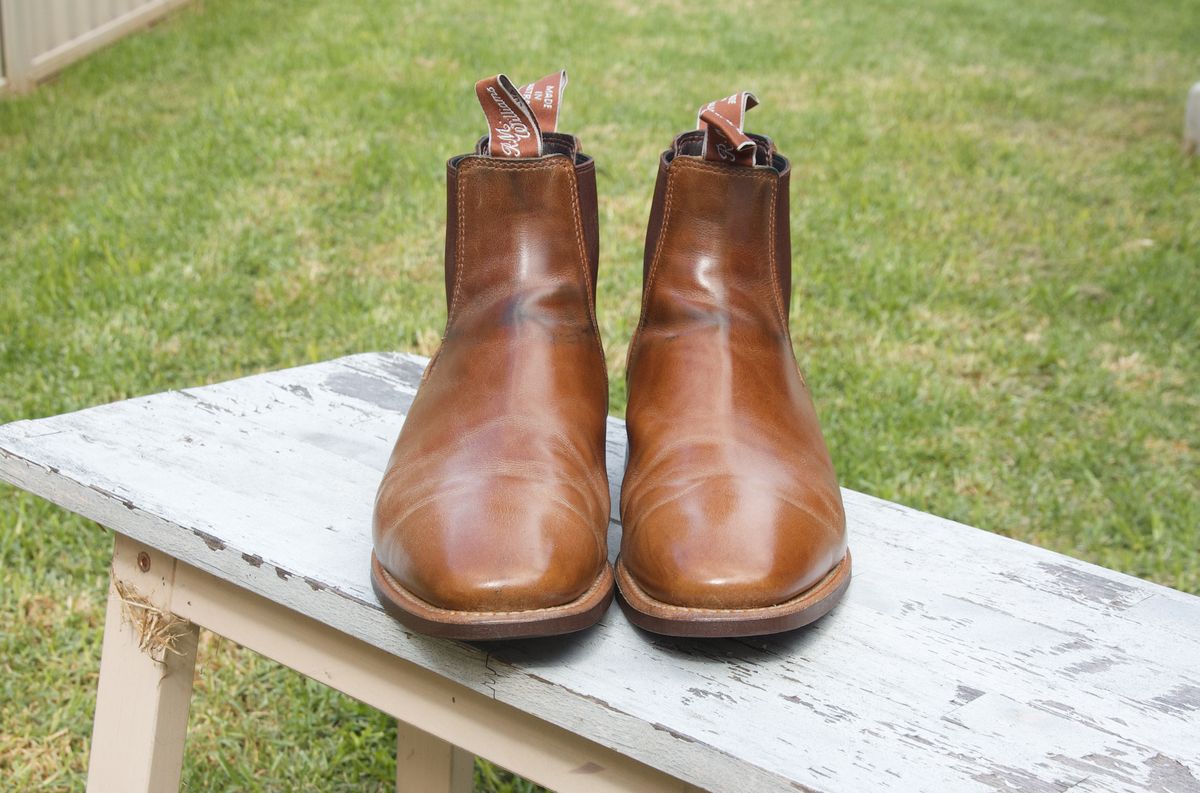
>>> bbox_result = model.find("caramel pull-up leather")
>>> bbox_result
[621,138,846,613]
[698,91,759,165]
[475,73,543,157]
[373,132,609,618]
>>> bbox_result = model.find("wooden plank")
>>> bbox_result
[86,534,198,793]
[2,352,1199,793]
[1187,82,1200,156]
[0,0,35,93]
[170,557,693,793]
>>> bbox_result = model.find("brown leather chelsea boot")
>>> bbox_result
[617,93,851,638]
[372,72,614,640]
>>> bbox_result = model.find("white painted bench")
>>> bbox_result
[1,352,1198,793]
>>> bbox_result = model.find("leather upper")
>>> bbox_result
[620,138,847,610]
[373,144,610,613]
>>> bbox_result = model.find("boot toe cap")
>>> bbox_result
[374,483,606,613]
[622,479,845,610]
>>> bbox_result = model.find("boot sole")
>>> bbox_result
[371,552,615,641]
[615,550,852,638]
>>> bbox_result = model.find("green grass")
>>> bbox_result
[1,0,1197,788]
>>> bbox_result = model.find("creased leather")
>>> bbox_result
[373,147,609,613]
[621,148,847,611]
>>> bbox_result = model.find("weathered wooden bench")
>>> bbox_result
[1,352,1198,793]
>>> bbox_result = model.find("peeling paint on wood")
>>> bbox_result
[1,352,1198,793]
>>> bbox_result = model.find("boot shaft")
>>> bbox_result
[632,130,795,377]
[441,141,600,337]
[640,130,794,332]
[443,132,599,314]
[441,70,597,321]
[618,95,849,635]
[371,72,613,641]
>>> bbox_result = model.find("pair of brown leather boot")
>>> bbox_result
[371,73,850,640]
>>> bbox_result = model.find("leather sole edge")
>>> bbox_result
[370,553,615,641]
[614,550,852,638]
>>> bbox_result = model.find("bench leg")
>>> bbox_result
[396,721,474,793]
[86,535,199,793]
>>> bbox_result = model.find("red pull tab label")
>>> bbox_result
[475,74,543,158]
[520,70,568,134]
[697,92,759,166]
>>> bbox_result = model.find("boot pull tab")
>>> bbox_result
[697,92,759,166]
[475,74,543,158]
[520,70,568,135]
[475,71,568,158]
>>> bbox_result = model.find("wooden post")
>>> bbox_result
[0,0,35,93]
[396,722,474,793]
[86,534,199,793]
[1186,82,1200,156]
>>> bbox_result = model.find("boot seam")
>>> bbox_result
[626,161,679,378]
[560,160,610,400]
[765,176,791,338]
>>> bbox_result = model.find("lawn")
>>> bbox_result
[1,0,1197,789]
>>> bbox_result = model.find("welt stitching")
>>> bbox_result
[447,166,468,326]
[423,165,469,384]
[563,161,610,395]
[462,159,565,172]
[626,165,678,377]
[675,157,776,180]
[766,178,788,335]
[564,163,594,311]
